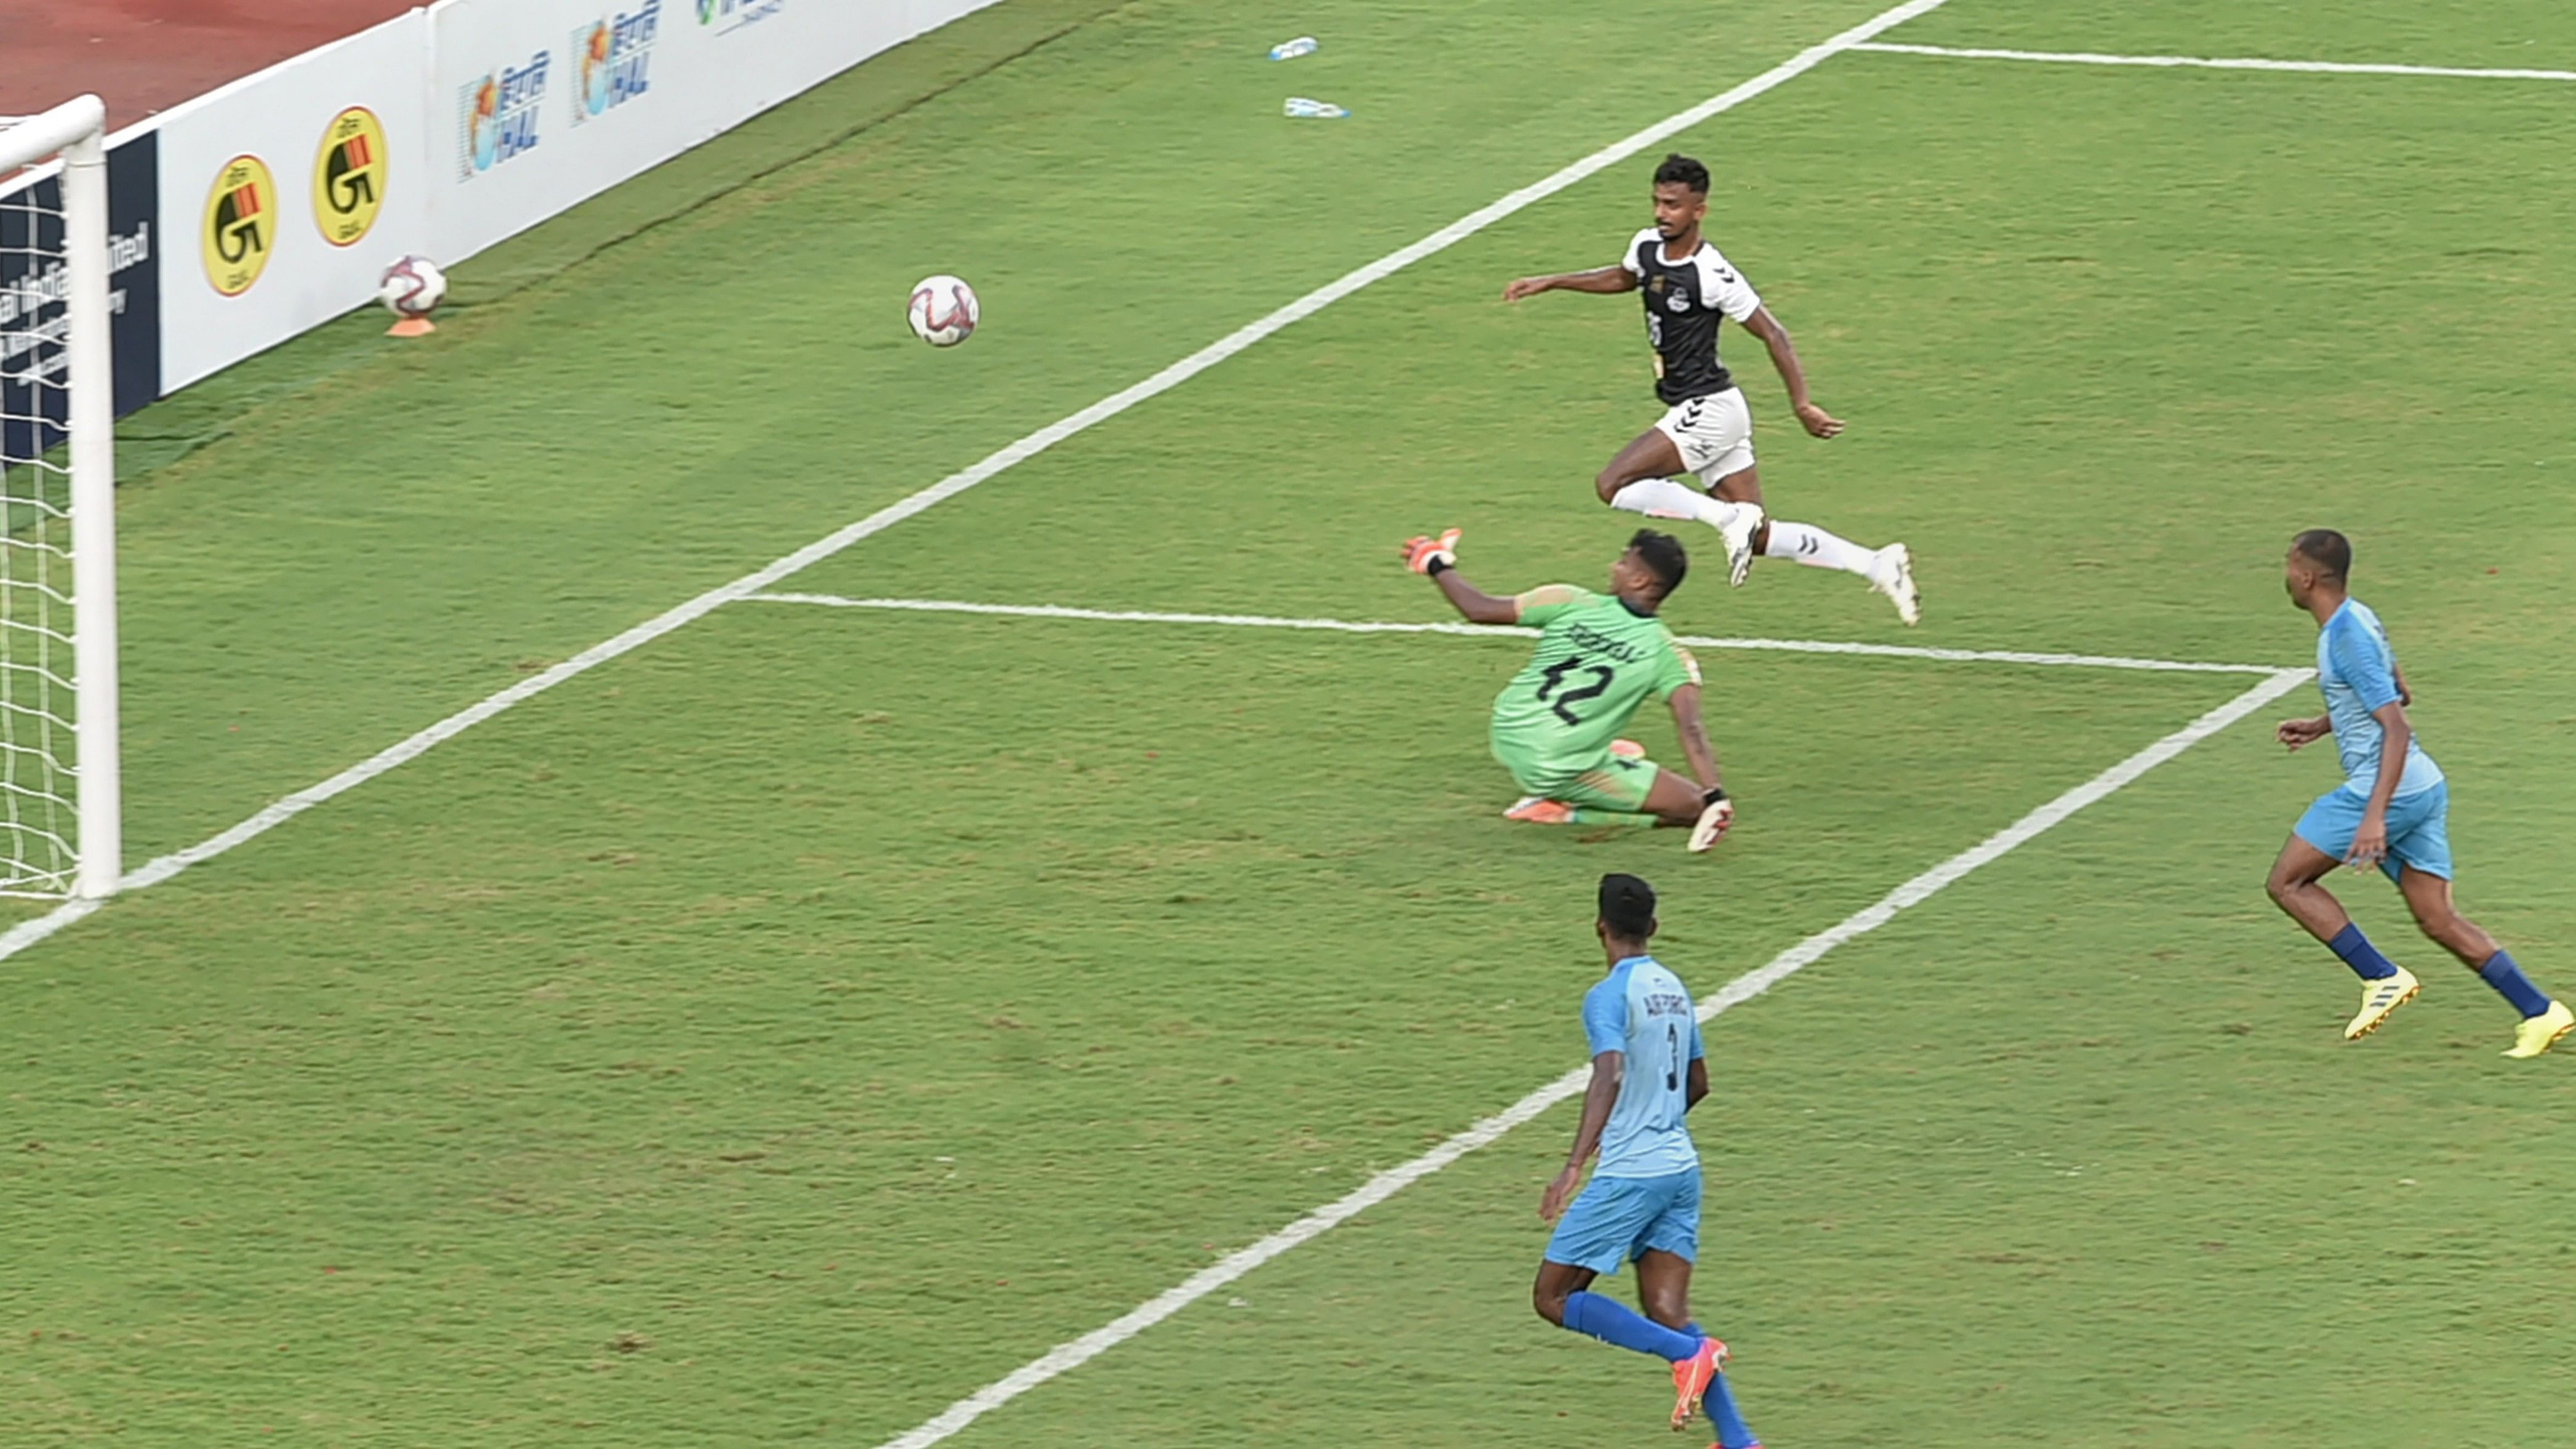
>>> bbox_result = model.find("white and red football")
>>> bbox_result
[907,275,979,347]
[378,255,448,319]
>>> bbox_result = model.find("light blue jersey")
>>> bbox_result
[1580,955,1703,1179]
[2317,599,2443,798]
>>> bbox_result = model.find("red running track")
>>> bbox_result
[0,0,416,130]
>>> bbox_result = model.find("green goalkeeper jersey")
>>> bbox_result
[1488,586,1702,784]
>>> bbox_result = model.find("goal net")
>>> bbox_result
[0,97,119,899]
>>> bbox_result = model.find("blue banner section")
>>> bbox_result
[1,129,162,468]
[108,131,161,420]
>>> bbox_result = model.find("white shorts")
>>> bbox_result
[1652,387,1755,484]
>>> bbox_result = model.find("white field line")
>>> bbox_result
[0,0,1958,963]
[871,663,2313,1449]
[1852,41,2576,82]
[745,593,2290,676]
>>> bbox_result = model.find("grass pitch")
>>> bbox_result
[9,1,2576,1445]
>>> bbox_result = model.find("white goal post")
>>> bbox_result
[0,95,120,899]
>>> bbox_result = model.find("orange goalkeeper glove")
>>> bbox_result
[1401,528,1462,574]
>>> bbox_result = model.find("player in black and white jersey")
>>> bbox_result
[1504,153,1919,624]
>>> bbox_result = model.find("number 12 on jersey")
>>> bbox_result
[1535,655,1616,725]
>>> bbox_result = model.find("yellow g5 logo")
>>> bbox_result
[201,154,276,297]
[313,106,388,247]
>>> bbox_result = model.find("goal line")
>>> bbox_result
[742,592,2292,677]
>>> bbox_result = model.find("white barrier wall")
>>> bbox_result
[429,0,1001,263]
[155,10,432,391]
[124,0,998,398]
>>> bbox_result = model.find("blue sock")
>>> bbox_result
[2327,923,2399,981]
[2478,950,2554,1019]
[1704,1371,1758,1449]
[1686,1323,1759,1448]
[1561,1291,1698,1363]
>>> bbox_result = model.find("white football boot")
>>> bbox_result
[1715,502,1763,588]
[1870,542,1920,626]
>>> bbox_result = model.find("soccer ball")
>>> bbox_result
[379,255,448,319]
[908,275,979,347]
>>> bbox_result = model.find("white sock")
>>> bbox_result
[1608,479,1754,532]
[1760,519,1880,577]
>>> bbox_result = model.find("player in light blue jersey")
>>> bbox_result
[2265,529,2571,1056]
[1531,875,1760,1448]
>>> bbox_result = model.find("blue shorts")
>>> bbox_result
[2296,782,2452,882]
[1544,1166,1700,1275]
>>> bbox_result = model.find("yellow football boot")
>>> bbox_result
[2503,1001,2574,1059]
[2343,967,2420,1041]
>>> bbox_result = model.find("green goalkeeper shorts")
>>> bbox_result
[1491,737,1659,813]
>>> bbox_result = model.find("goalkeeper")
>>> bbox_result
[1402,527,1735,851]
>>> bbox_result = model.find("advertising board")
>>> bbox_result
[151,9,432,391]
[428,0,1001,262]
[0,130,161,453]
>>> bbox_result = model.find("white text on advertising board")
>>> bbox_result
[0,224,151,377]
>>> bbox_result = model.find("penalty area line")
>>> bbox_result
[0,0,1962,965]
[1849,41,2576,83]
[744,593,2292,676]
[865,663,2313,1449]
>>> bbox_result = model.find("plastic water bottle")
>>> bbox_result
[1283,97,1349,119]
[1267,36,1320,60]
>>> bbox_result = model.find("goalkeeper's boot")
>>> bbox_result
[1870,543,1922,627]
[2343,966,2420,1041]
[2503,1000,2575,1059]
[1715,504,1762,588]
[1504,797,1576,825]
[1670,1336,1729,1431]
[1402,528,1462,574]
